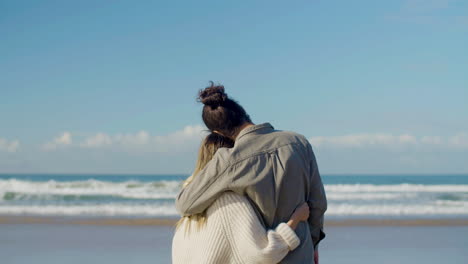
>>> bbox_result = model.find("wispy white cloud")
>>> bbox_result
[9,128,468,174]
[448,133,468,148]
[80,133,113,148]
[309,133,468,149]
[76,125,207,152]
[153,125,207,151]
[42,129,468,153]
[420,136,443,145]
[42,132,72,151]
[0,138,20,152]
[310,133,416,148]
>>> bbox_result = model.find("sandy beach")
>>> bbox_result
[2,216,468,264]
[2,173,467,263]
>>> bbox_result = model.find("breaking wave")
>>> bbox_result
[1,178,467,218]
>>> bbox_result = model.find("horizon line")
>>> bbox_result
[1,172,468,176]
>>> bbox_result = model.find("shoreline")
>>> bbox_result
[1,215,468,226]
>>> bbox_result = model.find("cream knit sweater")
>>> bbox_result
[172,192,300,264]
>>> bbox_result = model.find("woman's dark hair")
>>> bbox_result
[204,132,235,150]
[198,82,251,138]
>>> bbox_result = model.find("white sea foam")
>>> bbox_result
[327,203,468,216]
[0,179,182,201]
[326,192,418,201]
[3,179,468,197]
[1,202,466,217]
[325,184,468,193]
[1,179,468,217]
[0,204,178,216]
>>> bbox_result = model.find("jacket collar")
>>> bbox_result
[236,123,274,141]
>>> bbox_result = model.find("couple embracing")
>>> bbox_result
[172,83,327,264]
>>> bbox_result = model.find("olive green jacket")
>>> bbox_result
[176,123,327,263]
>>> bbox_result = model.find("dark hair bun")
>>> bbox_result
[198,82,228,107]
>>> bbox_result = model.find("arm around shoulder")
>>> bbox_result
[175,152,230,215]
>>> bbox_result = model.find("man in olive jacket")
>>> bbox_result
[176,122,327,263]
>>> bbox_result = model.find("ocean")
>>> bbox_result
[1,174,467,219]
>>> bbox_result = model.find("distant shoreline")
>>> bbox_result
[1,173,468,176]
[1,215,468,227]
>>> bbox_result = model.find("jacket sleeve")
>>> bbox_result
[306,142,327,248]
[175,152,231,216]
[219,193,300,264]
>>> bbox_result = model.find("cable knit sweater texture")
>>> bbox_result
[172,192,300,264]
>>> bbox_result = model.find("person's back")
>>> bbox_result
[177,123,327,263]
[173,192,303,264]
[219,124,314,226]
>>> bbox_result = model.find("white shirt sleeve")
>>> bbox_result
[217,192,300,264]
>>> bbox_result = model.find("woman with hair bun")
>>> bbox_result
[172,132,310,264]
[176,82,327,263]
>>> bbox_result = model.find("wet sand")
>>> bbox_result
[2,216,468,264]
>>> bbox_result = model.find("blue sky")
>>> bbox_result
[1,0,467,174]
